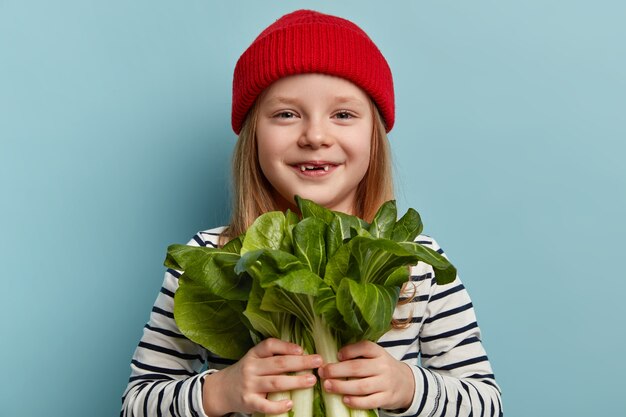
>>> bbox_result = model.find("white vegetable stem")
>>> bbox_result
[312,317,351,417]
[266,323,297,417]
[351,408,379,417]
[266,391,291,417]
[291,371,314,417]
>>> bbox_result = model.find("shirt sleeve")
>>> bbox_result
[121,231,226,417]
[385,238,503,417]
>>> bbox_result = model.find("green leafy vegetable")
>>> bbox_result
[166,197,456,417]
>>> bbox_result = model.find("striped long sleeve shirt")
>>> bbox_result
[121,228,502,417]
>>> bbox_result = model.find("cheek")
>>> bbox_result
[256,132,278,170]
[256,139,288,190]
[349,138,372,175]
[356,152,371,181]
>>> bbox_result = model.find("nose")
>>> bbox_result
[298,117,333,149]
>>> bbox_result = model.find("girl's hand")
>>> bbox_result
[202,338,322,417]
[317,340,415,411]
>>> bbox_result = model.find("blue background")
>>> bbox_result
[1,1,624,416]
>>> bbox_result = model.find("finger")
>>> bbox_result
[253,397,294,415]
[258,373,318,393]
[323,375,380,396]
[343,392,388,410]
[320,358,380,379]
[338,340,382,361]
[252,338,304,358]
[254,354,322,376]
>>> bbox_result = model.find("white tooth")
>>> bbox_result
[300,165,306,172]
[323,165,329,172]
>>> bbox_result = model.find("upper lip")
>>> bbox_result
[290,160,339,167]
[289,161,339,172]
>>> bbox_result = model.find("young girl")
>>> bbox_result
[122,9,502,417]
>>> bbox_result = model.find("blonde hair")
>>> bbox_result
[222,100,394,243]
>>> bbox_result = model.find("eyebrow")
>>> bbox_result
[263,95,368,107]
[263,96,300,106]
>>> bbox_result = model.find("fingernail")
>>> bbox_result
[336,351,343,361]
[343,396,351,405]
[305,374,316,385]
[312,356,323,367]
[324,380,332,392]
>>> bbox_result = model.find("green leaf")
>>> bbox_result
[174,276,253,360]
[260,269,328,328]
[326,212,365,258]
[391,208,423,242]
[244,279,286,339]
[314,285,344,331]
[234,249,262,275]
[368,200,397,239]
[295,195,334,224]
[198,253,250,301]
[335,279,363,335]
[350,237,422,285]
[223,235,243,253]
[164,244,217,271]
[384,265,411,288]
[336,212,366,239]
[324,243,353,290]
[236,249,307,286]
[293,217,327,276]
[267,268,325,296]
[399,242,458,285]
[326,216,344,262]
[431,263,457,285]
[165,232,241,271]
[241,211,288,254]
[280,209,299,253]
[261,288,314,328]
[350,225,372,239]
[336,280,400,343]
[166,245,249,301]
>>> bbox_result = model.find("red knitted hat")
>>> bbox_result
[231,9,395,134]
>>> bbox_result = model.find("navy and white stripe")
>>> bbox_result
[121,227,502,417]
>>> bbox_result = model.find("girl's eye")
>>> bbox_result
[275,111,297,119]
[334,111,354,120]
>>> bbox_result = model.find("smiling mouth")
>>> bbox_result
[290,162,338,175]
[299,164,330,172]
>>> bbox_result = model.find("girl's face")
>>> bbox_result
[256,73,373,215]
